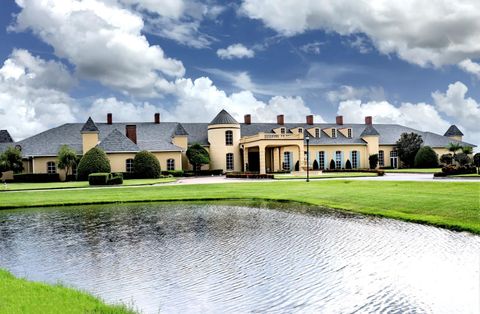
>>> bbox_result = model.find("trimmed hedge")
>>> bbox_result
[161,170,184,177]
[133,151,161,179]
[226,172,274,179]
[88,172,124,185]
[77,147,111,181]
[323,169,385,176]
[183,169,224,177]
[13,173,60,183]
[414,146,438,168]
[441,165,476,175]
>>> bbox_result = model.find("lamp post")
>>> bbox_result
[306,135,310,182]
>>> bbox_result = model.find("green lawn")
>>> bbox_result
[0,180,478,233]
[0,269,135,314]
[1,178,176,191]
[451,173,480,178]
[383,168,441,173]
[274,172,377,180]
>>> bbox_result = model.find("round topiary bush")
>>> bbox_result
[133,151,161,178]
[76,147,111,180]
[414,146,438,168]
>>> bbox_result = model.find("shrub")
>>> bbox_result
[414,146,438,168]
[183,169,224,177]
[454,153,472,166]
[369,154,378,169]
[0,146,23,173]
[329,159,336,170]
[474,153,480,173]
[13,173,60,183]
[312,160,319,170]
[294,160,299,171]
[441,165,476,175]
[396,132,423,167]
[88,173,110,185]
[133,151,161,178]
[345,159,352,169]
[439,153,453,165]
[186,144,210,173]
[77,147,111,181]
[161,170,184,177]
[108,173,123,185]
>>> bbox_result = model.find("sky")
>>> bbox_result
[0,0,479,148]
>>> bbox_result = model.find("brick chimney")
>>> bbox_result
[154,113,160,124]
[244,114,251,125]
[126,125,137,144]
[365,116,373,125]
[336,115,343,125]
[107,113,112,125]
[306,115,314,125]
[277,114,284,125]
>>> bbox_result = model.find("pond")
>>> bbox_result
[0,202,478,313]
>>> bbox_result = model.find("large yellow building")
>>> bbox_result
[0,109,474,178]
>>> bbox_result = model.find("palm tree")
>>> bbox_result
[460,146,473,155]
[447,143,462,158]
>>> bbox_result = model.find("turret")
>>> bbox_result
[444,125,463,142]
[81,117,99,154]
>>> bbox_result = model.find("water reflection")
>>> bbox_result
[0,203,478,313]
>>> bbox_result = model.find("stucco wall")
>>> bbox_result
[309,145,368,169]
[32,156,67,180]
[82,132,99,154]
[208,124,241,171]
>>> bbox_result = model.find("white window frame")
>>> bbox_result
[225,130,233,146]
[167,158,175,171]
[332,129,337,138]
[348,128,352,138]
[378,150,384,167]
[47,161,56,174]
[126,159,134,173]
[335,151,342,169]
[352,151,358,168]
[315,128,320,138]
[319,151,325,169]
[283,152,291,170]
[226,153,234,171]
[280,127,286,134]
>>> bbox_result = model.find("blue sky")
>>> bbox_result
[0,0,479,147]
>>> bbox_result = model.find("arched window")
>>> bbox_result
[47,161,56,174]
[378,150,384,167]
[226,153,234,170]
[225,130,233,145]
[126,158,134,173]
[167,158,175,171]
[351,150,358,168]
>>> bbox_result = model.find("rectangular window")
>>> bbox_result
[225,130,233,145]
[280,128,286,134]
[335,151,342,169]
[126,159,134,173]
[378,150,384,167]
[332,129,336,138]
[283,152,291,170]
[348,128,352,138]
[352,151,358,168]
[298,128,303,134]
[226,153,234,171]
[167,159,175,171]
[315,128,320,138]
[47,161,56,174]
[319,151,325,169]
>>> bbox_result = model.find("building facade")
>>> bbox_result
[0,109,474,179]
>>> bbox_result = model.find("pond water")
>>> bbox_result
[0,202,478,313]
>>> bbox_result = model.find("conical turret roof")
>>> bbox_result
[209,109,238,125]
[444,125,463,136]
[81,117,99,132]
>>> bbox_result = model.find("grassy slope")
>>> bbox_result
[2,178,176,191]
[0,269,135,314]
[0,180,478,233]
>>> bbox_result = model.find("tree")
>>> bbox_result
[455,153,472,167]
[0,146,24,173]
[439,153,453,165]
[414,146,438,168]
[312,160,319,170]
[329,159,336,170]
[473,153,480,173]
[133,151,161,178]
[345,159,352,169]
[396,132,423,168]
[461,146,473,155]
[186,143,210,174]
[369,154,378,169]
[447,143,462,158]
[57,145,78,178]
[294,160,299,171]
[76,147,111,180]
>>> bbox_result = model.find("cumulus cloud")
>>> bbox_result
[11,0,185,96]
[299,42,323,55]
[217,44,255,60]
[0,50,77,140]
[458,59,480,79]
[240,0,480,67]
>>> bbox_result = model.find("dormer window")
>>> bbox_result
[347,128,352,138]
[315,128,320,138]
[332,129,336,138]
[298,127,303,134]
[280,128,286,134]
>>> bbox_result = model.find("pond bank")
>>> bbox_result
[0,180,478,234]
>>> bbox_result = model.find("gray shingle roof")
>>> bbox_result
[444,125,463,136]
[182,123,209,145]
[0,130,13,143]
[174,123,189,136]
[81,117,99,132]
[360,125,380,137]
[97,129,140,152]
[210,109,238,125]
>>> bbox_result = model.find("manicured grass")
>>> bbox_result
[1,178,176,191]
[383,168,441,173]
[451,173,480,177]
[0,180,478,233]
[274,172,377,180]
[0,269,135,314]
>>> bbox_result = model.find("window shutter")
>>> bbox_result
[357,152,361,168]
[341,151,344,168]
[324,152,327,169]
